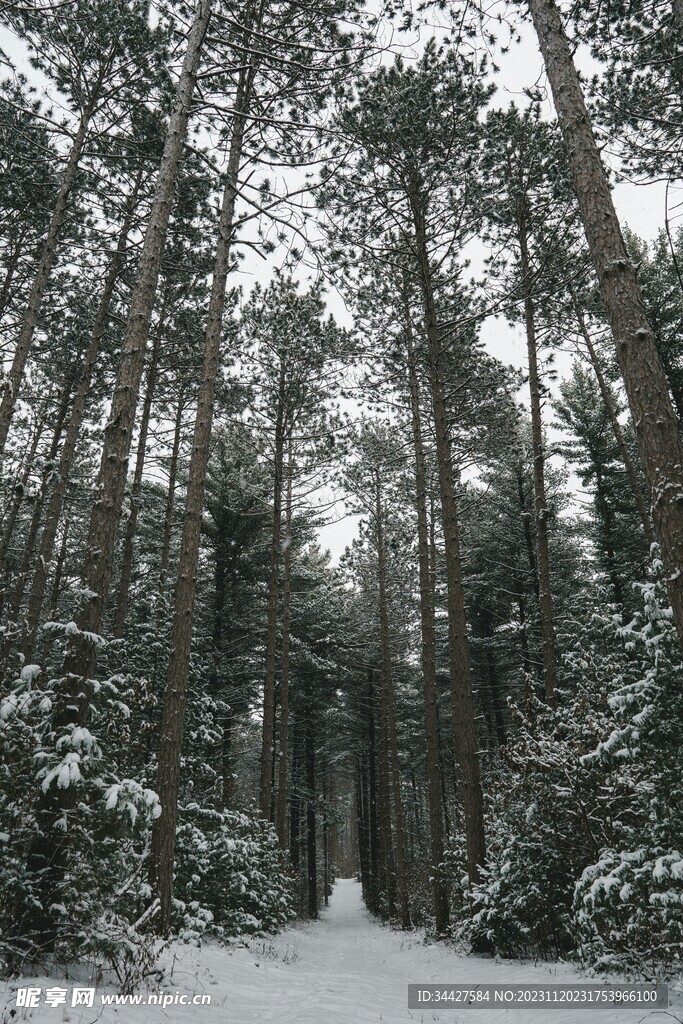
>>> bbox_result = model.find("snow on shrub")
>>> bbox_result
[0,654,160,970]
[174,803,295,940]
[466,561,683,976]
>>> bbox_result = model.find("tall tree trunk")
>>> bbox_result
[260,360,286,818]
[518,212,558,707]
[0,404,48,570]
[528,0,683,645]
[113,323,162,637]
[517,592,533,679]
[20,177,141,661]
[322,772,330,907]
[37,521,70,669]
[276,450,293,845]
[158,392,186,599]
[517,466,540,599]
[374,660,395,916]
[62,0,212,687]
[410,196,486,887]
[375,471,410,929]
[289,717,303,873]
[673,0,683,38]
[365,672,381,913]
[4,389,70,629]
[305,712,318,919]
[0,239,22,322]
[355,762,370,899]
[0,109,91,457]
[404,317,448,933]
[150,65,252,935]
[573,298,656,548]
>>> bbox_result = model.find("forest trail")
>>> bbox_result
[3,879,677,1024]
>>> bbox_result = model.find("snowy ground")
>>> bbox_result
[2,879,681,1024]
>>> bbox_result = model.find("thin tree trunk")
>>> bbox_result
[374,661,395,916]
[260,359,286,818]
[38,521,70,669]
[289,718,303,873]
[158,392,186,599]
[404,315,448,933]
[150,62,252,934]
[410,197,486,887]
[113,323,162,637]
[375,471,410,929]
[673,0,683,37]
[323,772,329,907]
[517,467,539,599]
[305,713,318,919]
[62,0,212,687]
[517,593,533,679]
[220,706,233,808]
[518,212,558,707]
[366,672,380,913]
[0,404,48,569]
[275,449,293,845]
[4,390,70,626]
[20,177,141,661]
[0,109,91,457]
[0,241,21,322]
[355,763,370,899]
[528,0,683,645]
[573,298,656,547]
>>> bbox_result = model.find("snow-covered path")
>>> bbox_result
[3,879,680,1024]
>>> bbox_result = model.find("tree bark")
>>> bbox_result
[0,109,91,457]
[573,298,656,548]
[305,712,318,919]
[410,195,486,888]
[3,389,70,630]
[0,404,48,572]
[355,762,370,900]
[375,470,410,929]
[289,718,303,873]
[518,211,558,707]
[275,449,293,845]
[528,0,683,645]
[150,62,252,934]
[20,176,141,661]
[158,392,186,600]
[404,312,449,933]
[673,0,683,37]
[62,0,212,687]
[113,322,162,637]
[260,358,286,818]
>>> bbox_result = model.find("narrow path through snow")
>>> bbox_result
[3,879,679,1024]
[171,878,678,1024]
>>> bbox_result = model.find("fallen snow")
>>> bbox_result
[3,879,681,1023]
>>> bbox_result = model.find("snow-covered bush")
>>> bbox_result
[0,648,160,971]
[574,847,683,976]
[174,803,295,938]
[467,563,683,975]
[467,730,598,958]
[571,567,683,976]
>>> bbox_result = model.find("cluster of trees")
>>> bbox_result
[0,0,682,983]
